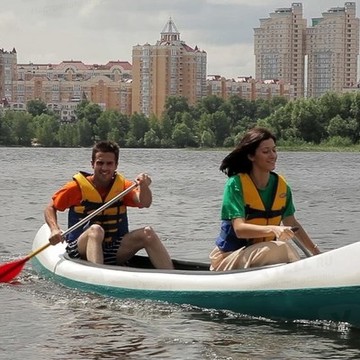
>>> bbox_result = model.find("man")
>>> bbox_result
[45,140,173,269]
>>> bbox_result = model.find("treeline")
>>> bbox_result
[1,91,360,148]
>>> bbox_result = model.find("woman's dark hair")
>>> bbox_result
[92,141,120,163]
[220,127,276,177]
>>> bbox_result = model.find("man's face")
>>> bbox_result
[91,151,118,185]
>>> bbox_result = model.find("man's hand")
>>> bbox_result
[49,228,64,245]
[136,173,152,187]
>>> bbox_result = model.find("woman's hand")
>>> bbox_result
[269,225,295,241]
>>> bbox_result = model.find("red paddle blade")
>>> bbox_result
[0,257,29,283]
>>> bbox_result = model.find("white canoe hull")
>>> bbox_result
[32,224,360,328]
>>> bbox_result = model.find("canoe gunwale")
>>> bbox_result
[63,253,287,275]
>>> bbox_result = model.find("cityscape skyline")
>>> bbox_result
[1,0,359,79]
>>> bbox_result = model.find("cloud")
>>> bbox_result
[206,43,254,78]
[1,0,359,77]
[0,11,19,32]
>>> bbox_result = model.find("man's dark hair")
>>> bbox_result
[92,141,120,163]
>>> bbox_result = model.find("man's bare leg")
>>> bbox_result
[77,224,105,264]
[116,227,173,269]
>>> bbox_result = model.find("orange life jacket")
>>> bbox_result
[67,172,129,243]
[240,172,287,243]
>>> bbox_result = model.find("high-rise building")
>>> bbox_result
[0,48,17,103]
[132,18,207,118]
[306,2,359,97]
[254,3,306,99]
[255,2,359,99]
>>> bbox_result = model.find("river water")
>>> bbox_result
[1,147,360,359]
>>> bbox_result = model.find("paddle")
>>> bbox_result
[291,226,312,258]
[0,181,139,283]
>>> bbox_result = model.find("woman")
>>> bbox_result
[210,127,320,271]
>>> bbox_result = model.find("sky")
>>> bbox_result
[0,0,358,79]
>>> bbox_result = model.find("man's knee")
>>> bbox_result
[88,224,105,241]
[144,226,155,236]
[143,226,157,245]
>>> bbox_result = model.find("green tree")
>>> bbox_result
[144,129,161,148]
[125,134,138,147]
[107,128,121,143]
[161,96,191,139]
[83,103,103,127]
[181,112,197,133]
[349,93,360,143]
[128,113,150,146]
[338,92,355,120]
[259,102,295,140]
[163,96,191,120]
[255,99,275,120]
[198,112,212,133]
[211,111,231,146]
[223,136,235,147]
[74,100,90,120]
[226,96,256,127]
[94,110,118,140]
[33,113,60,146]
[269,96,289,111]
[200,129,216,147]
[4,111,34,146]
[196,95,225,115]
[116,113,131,146]
[198,111,230,147]
[318,92,342,121]
[161,114,173,140]
[77,118,93,147]
[0,113,14,145]
[327,115,358,143]
[58,123,79,147]
[291,99,326,143]
[172,123,197,147]
[149,114,162,140]
[350,92,360,121]
[27,99,48,117]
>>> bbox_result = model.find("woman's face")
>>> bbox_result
[249,138,277,172]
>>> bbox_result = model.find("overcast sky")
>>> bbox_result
[0,0,358,78]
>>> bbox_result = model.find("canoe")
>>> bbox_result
[32,223,360,329]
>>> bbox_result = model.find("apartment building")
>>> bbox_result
[207,75,294,101]
[306,2,359,97]
[254,3,306,99]
[11,60,132,120]
[255,2,359,99]
[132,18,207,118]
[0,48,17,104]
